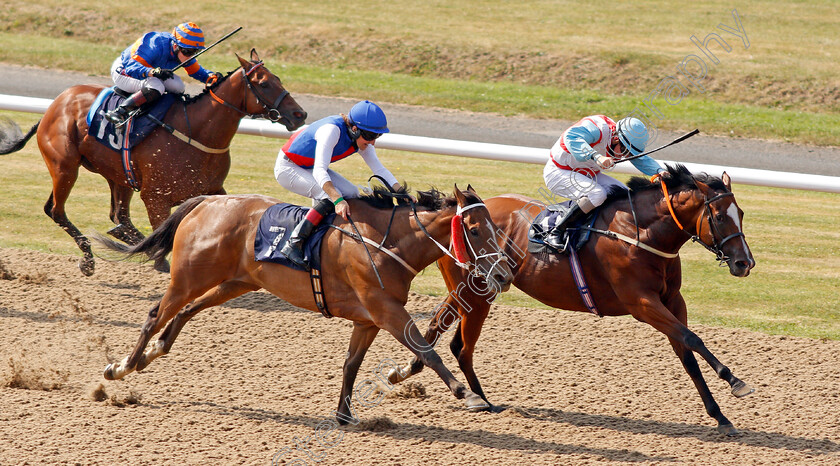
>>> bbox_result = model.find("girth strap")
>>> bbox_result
[309,267,332,318]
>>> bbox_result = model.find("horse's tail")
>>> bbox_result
[93,196,209,264]
[0,120,40,155]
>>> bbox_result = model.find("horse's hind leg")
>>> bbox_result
[106,181,144,245]
[39,129,96,275]
[137,281,258,372]
[104,276,218,380]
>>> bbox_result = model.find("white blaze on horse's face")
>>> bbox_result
[726,203,742,232]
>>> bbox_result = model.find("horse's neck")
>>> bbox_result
[178,76,244,144]
[399,207,455,271]
[611,189,702,253]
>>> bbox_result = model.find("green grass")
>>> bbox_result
[2,1,840,145]
[2,110,839,341]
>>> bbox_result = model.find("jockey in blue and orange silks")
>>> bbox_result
[543,115,666,249]
[105,22,219,124]
[273,100,409,269]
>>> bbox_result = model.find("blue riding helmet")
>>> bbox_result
[616,117,648,156]
[348,100,389,134]
[172,22,206,50]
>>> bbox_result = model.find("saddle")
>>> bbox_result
[527,201,599,254]
[85,87,178,152]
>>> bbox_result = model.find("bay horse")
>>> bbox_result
[388,164,757,435]
[0,49,306,276]
[95,186,513,423]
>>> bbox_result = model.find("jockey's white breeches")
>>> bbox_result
[543,159,627,207]
[274,156,360,201]
[110,57,185,95]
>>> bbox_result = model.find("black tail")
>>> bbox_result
[93,196,208,263]
[0,120,39,155]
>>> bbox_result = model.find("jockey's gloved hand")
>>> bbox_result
[149,67,174,80]
[206,72,220,85]
[595,154,615,170]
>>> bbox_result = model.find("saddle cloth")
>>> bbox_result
[85,87,177,151]
[253,203,336,271]
[527,201,599,254]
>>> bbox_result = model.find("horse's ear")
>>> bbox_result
[236,53,249,69]
[250,48,260,62]
[453,184,466,205]
[466,184,476,193]
[722,172,732,191]
[693,178,714,197]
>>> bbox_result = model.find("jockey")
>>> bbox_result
[105,22,219,124]
[274,100,408,269]
[543,115,665,249]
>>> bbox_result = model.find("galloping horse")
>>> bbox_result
[0,49,306,275]
[95,186,513,422]
[389,164,757,435]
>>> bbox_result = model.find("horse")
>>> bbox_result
[0,49,307,276]
[94,185,514,423]
[387,164,757,435]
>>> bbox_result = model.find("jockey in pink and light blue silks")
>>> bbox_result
[273,100,408,270]
[543,115,666,249]
[105,22,219,124]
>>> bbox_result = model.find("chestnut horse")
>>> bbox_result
[0,49,306,275]
[389,165,757,435]
[95,186,513,422]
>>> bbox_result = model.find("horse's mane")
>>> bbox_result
[355,185,479,211]
[182,68,238,105]
[604,163,728,204]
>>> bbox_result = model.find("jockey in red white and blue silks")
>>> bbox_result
[106,22,218,124]
[542,115,665,248]
[274,100,406,269]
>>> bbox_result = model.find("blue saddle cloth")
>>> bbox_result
[528,201,599,253]
[85,87,178,151]
[253,203,336,271]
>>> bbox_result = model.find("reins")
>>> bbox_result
[653,173,744,265]
[208,61,290,122]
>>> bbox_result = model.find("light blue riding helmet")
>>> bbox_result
[616,117,648,156]
[349,100,389,134]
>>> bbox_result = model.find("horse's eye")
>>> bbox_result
[715,213,724,222]
[470,227,479,237]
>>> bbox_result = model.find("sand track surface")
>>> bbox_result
[0,247,838,465]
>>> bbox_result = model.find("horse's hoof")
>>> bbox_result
[464,392,490,411]
[103,364,116,381]
[79,257,95,276]
[717,423,740,436]
[731,380,755,398]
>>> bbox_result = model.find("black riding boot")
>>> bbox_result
[280,198,335,270]
[105,88,161,125]
[545,204,587,250]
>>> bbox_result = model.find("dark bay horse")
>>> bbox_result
[389,164,757,435]
[95,186,513,423]
[0,49,306,275]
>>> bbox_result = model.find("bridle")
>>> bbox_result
[208,61,290,122]
[655,174,745,265]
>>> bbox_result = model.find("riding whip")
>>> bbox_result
[617,129,699,163]
[347,215,386,289]
[170,26,243,73]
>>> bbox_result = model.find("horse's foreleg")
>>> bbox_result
[106,182,144,245]
[450,300,494,407]
[638,291,752,435]
[380,306,488,411]
[335,322,380,425]
[386,293,461,385]
[137,281,259,373]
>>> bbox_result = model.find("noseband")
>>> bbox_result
[656,175,745,265]
[208,61,290,121]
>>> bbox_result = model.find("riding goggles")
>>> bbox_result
[179,47,199,57]
[359,129,382,141]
